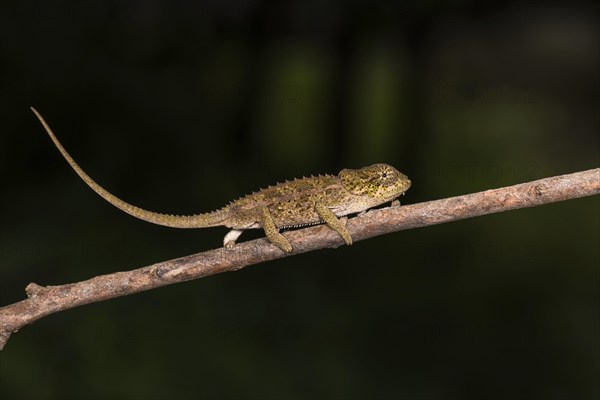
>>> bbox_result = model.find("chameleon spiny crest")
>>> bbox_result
[31,107,411,252]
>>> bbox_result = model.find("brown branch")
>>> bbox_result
[1,168,598,350]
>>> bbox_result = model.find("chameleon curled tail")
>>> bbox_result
[30,107,229,229]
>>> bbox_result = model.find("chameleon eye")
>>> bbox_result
[381,172,388,178]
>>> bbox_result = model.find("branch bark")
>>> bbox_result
[1,168,598,350]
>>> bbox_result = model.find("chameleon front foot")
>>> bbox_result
[315,202,353,246]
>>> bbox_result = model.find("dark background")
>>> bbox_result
[0,1,598,398]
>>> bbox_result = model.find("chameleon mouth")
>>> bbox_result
[389,179,411,201]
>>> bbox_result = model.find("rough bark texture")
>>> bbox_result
[1,168,598,350]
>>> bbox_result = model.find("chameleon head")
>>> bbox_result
[339,163,411,202]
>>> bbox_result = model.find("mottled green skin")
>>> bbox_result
[220,163,411,251]
[225,175,346,229]
[225,164,411,230]
[32,107,411,252]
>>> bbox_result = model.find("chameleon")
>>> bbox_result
[31,107,411,252]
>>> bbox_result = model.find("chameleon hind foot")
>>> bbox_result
[224,229,243,250]
[261,207,293,252]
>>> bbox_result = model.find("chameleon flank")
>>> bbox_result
[31,107,411,252]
